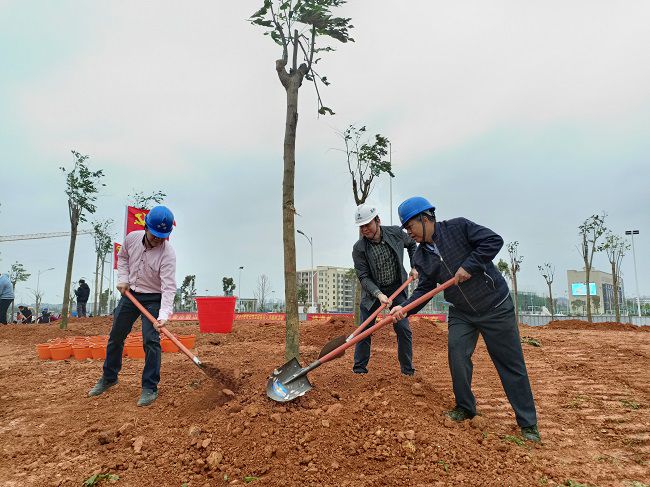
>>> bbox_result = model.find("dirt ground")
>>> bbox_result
[1,316,648,487]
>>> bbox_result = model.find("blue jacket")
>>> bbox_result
[0,274,14,300]
[404,218,509,315]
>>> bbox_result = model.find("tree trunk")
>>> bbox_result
[60,220,78,329]
[612,261,620,322]
[99,256,106,315]
[547,283,554,320]
[282,78,300,362]
[512,273,520,326]
[93,252,100,315]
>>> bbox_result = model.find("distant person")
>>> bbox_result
[74,279,91,317]
[37,308,52,324]
[18,305,33,324]
[389,197,540,443]
[0,272,14,325]
[88,205,177,407]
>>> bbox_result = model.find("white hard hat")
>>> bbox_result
[354,204,379,226]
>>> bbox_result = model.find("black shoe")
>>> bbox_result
[88,377,118,397]
[445,407,475,422]
[352,367,368,374]
[521,424,541,443]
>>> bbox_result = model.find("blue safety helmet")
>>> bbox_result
[398,197,435,228]
[145,205,174,238]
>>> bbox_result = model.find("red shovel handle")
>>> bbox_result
[319,277,456,364]
[123,289,201,366]
[351,275,414,338]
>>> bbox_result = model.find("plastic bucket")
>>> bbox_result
[125,343,145,359]
[37,343,52,360]
[178,335,196,349]
[195,296,236,333]
[161,337,179,353]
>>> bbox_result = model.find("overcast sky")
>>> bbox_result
[1,0,649,307]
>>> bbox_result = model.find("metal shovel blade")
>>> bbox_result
[266,358,313,403]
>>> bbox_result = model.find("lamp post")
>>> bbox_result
[297,229,315,312]
[238,266,244,312]
[35,267,54,316]
[625,230,641,317]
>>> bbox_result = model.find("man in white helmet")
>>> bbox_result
[351,204,418,375]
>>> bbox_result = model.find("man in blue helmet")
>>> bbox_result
[352,203,418,376]
[88,205,177,407]
[389,197,540,442]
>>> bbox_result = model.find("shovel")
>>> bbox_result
[317,276,414,359]
[267,277,456,402]
[124,289,204,369]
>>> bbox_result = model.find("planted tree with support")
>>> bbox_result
[255,274,272,312]
[59,150,105,329]
[222,277,236,297]
[91,219,113,315]
[250,0,354,361]
[507,242,523,325]
[577,213,607,323]
[497,259,511,282]
[9,262,30,320]
[341,124,392,324]
[179,275,197,311]
[128,190,166,210]
[297,284,309,310]
[537,263,555,319]
[602,232,629,321]
[28,287,44,317]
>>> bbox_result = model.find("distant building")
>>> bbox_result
[297,266,355,313]
[566,268,625,314]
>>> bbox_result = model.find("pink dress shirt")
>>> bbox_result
[117,230,177,321]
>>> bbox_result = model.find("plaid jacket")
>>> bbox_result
[352,226,418,312]
[405,217,509,315]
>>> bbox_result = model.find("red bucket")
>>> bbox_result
[195,296,236,333]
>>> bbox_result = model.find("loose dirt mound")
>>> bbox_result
[1,318,648,486]
[545,319,650,332]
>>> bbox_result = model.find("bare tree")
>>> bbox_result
[255,274,272,312]
[250,0,354,361]
[91,219,113,315]
[128,190,166,210]
[507,242,523,325]
[602,232,629,321]
[537,263,555,319]
[9,262,30,321]
[578,213,607,322]
[27,287,45,317]
[59,150,105,329]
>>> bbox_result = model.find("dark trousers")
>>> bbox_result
[0,299,13,324]
[103,292,162,391]
[353,284,414,375]
[77,301,87,318]
[447,296,537,427]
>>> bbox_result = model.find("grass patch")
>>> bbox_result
[564,481,593,487]
[437,459,450,472]
[83,473,119,486]
[504,434,526,446]
[621,399,641,410]
[521,336,542,347]
[625,482,649,487]
[244,477,259,483]
[564,395,589,409]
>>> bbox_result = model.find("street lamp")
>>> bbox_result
[625,230,641,317]
[36,267,55,297]
[238,266,244,311]
[297,229,315,312]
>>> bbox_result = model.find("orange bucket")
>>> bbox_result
[37,343,52,360]
[161,337,179,353]
[125,343,145,359]
[50,344,72,360]
[195,296,236,333]
[90,344,106,360]
[177,335,196,349]
[72,344,93,360]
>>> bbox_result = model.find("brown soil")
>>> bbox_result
[1,317,649,486]
[545,319,650,332]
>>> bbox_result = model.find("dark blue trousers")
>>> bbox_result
[448,296,537,427]
[353,286,414,375]
[103,292,162,391]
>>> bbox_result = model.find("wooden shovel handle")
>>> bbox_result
[124,289,200,365]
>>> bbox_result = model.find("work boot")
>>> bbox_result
[521,424,541,443]
[88,377,118,397]
[445,407,475,422]
[352,367,368,374]
[137,389,158,407]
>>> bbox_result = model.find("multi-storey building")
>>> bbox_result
[567,268,625,314]
[297,266,355,313]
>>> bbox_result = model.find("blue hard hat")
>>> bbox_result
[398,197,435,228]
[145,206,174,238]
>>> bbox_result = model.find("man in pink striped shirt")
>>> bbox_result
[88,206,177,407]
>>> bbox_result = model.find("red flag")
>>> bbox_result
[113,242,122,270]
[126,206,148,235]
